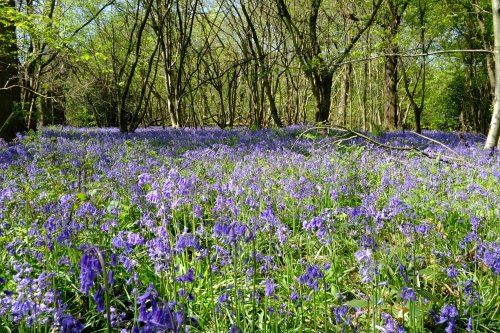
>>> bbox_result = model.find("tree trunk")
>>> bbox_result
[383,52,398,130]
[160,44,180,128]
[41,85,65,126]
[485,0,500,149]
[338,64,352,126]
[0,0,26,142]
[474,0,496,100]
[275,0,381,126]
[312,72,333,124]
[382,0,409,131]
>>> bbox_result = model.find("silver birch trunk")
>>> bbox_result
[485,0,500,149]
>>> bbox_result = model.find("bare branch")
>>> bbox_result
[335,49,494,67]
[70,1,116,39]
[296,126,479,168]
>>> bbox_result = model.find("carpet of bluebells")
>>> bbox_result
[0,126,498,333]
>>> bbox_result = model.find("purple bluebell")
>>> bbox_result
[382,313,396,332]
[297,264,323,291]
[175,232,200,254]
[447,265,458,283]
[176,268,195,283]
[60,315,84,333]
[401,287,416,304]
[398,263,409,284]
[264,279,277,297]
[79,253,101,295]
[229,324,242,333]
[94,287,105,313]
[437,304,458,333]
[333,305,349,325]
[466,316,473,332]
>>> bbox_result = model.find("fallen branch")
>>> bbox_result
[296,125,478,168]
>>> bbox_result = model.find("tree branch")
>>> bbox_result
[335,49,494,67]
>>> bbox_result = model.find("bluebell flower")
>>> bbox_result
[264,279,277,297]
[57,255,72,267]
[94,287,105,313]
[193,204,203,219]
[397,263,409,284]
[466,316,473,332]
[216,292,230,313]
[229,324,242,333]
[447,265,458,283]
[464,280,482,306]
[481,242,499,275]
[79,253,101,295]
[119,253,137,273]
[297,264,323,291]
[60,315,84,333]
[333,305,349,325]
[382,313,396,332]
[401,287,416,304]
[107,270,114,287]
[354,248,372,263]
[176,268,195,283]
[145,190,161,204]
[436,304,458,333]
[175,233,200,254]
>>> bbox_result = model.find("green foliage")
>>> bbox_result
[371,123,385,137]
[423,59,491,132]
[423,66,463,131]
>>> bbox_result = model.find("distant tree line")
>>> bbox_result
[1,0,499,147]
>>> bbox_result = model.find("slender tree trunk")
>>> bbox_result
[485,0,500,149]
[118,0,152,132]
[383,51,398,130]
[338,64,352,126]
[159,38,180,128]
[474,0,496,100]
[0,0,26,141]
[383,0,409,131]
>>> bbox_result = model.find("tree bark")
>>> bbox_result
[474,0,496,100]
[383,52,398,130]
[0,0,26,142]
[338,64,352,126]
[310,72,333,124]
[383,0,407,131]
[485,0,500,149]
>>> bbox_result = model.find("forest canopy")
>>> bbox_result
[0,0,499,146]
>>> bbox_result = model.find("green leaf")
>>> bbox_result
[419,266,439,277]
[301,133,320,140]
[415,288,440,302]
[345,299,369,308]
[76,192,88,202]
